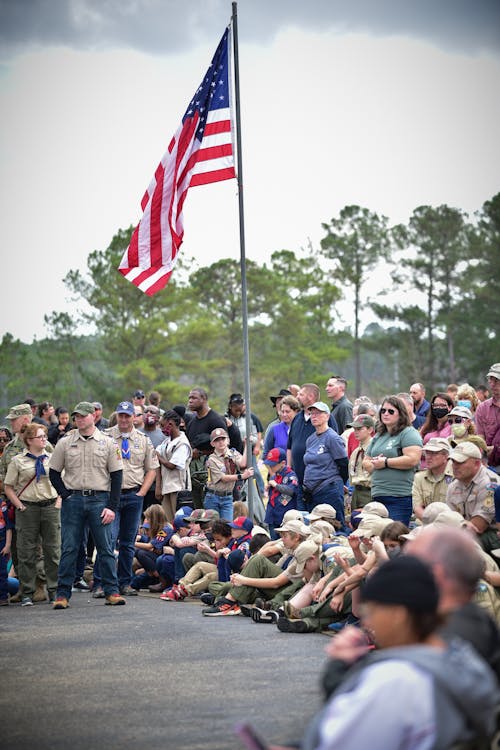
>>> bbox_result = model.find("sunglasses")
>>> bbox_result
[380,407,396,415]
[447,417,466,424]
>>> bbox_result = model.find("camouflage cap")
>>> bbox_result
[71,401,96,417]
[5,403,33,420]
[186,508,219,523]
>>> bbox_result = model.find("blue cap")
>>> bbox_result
[116,401,134,416]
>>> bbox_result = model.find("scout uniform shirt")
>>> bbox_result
[105,426,159,490]
[0,435,53,491]
[4,451,58,502]
[348,438,373,489]
[446,464,500,526]
[206,448,244,493]
[50,428,123,497]
[412,465,454,509]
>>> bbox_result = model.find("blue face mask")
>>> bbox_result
[387,546,402,559]
[457,399,472,409]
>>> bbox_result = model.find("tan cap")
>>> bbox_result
[210,427,229,443]
[358,501,389,519]
[421,502,449,525]
[432,510,466,528]
[282,509,305,523]
[5,403,32,420]
[424,438,451,453]
[307,503,337,521]
[293,539,321,574]
[351,515,393,538]
[487,363,500,379]
[449,441,482,462]
[275,519,311,536]
[309,519,335,538]
[449,405,473,420]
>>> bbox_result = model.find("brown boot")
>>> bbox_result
[148,578,168,593]
[33,579,48,603]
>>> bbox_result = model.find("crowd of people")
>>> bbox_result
[1,366,500,747]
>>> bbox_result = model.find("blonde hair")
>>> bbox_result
[456,383,479,412]
[20,422,47,447]
[232,501,248,518]
[144,504,168,538]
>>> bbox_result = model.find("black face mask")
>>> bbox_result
[432,407,449,419]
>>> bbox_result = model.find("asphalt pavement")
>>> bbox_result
[2,592,330,750]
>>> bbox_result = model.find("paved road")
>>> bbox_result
[2,593,330,750]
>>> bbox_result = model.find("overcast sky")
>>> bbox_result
[1,0,499,343]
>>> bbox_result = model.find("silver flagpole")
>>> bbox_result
[231,1,259,521]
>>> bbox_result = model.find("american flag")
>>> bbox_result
[119,27,235,295]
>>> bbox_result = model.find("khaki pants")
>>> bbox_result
[15,504,60,598]
[161,493,178,525]
[179,561,218,594]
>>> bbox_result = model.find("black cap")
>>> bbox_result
[270,388,291,405]
[134,390,145,398]
[361,556,439,613]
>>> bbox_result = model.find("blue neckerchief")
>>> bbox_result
[121,437,130,460]
[26,453,47,482]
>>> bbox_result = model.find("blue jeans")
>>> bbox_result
[204,492,233,521]
[93,491,143,589]
[58,492,119,599]
[310,479,347,530]
[373,495,412,527]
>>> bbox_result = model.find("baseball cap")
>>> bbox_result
[449,405,473,420]
[307,503,337,522]
[210,427,228,443]
[432,510,466,529]
[421,502,449,525]
[251,525,271,539]
[309,519,335,538]
[487,363,500,380]
[358,501,389,519]
[351,515,393,538]
[350,414,375,429]
[308,401,330,414]
[229,393,244,404]
[71,401,96,417]
[293,539,321,574]
[115,401,134,416]
[449,441,482,462]
[282,509,305,524]
[423,437,451,453]
[263,447,286,465]
[134,390,145,398]
[5,403,32,420]
[186,508,219,524]
[230,516,254,533]
[93,402,103,410]
[275,519,311,536]
[173,506,193,528]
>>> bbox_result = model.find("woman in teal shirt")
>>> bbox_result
[363,395,422,525]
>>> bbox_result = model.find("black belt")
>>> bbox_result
[69,489,100,496]
[206,488,233,496]
[121,486,141,494]
[22,498,56,507]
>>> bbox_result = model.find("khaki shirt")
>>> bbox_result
[412,466,454,509]
[4,451,58,502]
[50,428,123,492]
[349,439,372,488]
[0,434,53,487]
[106,426,159,489]
[206,448,244,492]
[446,465,499,525]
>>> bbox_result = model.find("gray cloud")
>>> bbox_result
[1,0,499,58]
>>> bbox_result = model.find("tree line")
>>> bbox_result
[1,194,498,420]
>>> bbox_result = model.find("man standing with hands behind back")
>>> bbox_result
[49,401,125,609]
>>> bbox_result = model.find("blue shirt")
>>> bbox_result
[303,428,347,492]
[288,411,339,484]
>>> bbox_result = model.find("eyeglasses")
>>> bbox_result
[380,407,396,415]
[0,437,10,442]
[33,435,48,440]
[447,417,466,424]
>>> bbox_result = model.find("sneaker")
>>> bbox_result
[105,593,126,606]
[200,592,215,606]
[277,616,311,633]
[177,583,188,598]
[21,596,33,607]
[72,578,90,592]
[202,599,241,617]
[254,597,272,611]
[251,607,279,624]
[119,585,138,596]
[92,586,105,599]
[328,614,360,632]
[160,587,181,601]
[239,603,255,618]
[52,596,69,610]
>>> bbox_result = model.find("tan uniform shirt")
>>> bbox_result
[4,451,58,501]
[446,465,499,525]
[348,439,373,488]
[50,428,123,491]
[206,448,244,493]
[106,426,159,489]
[412,466,454,509]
